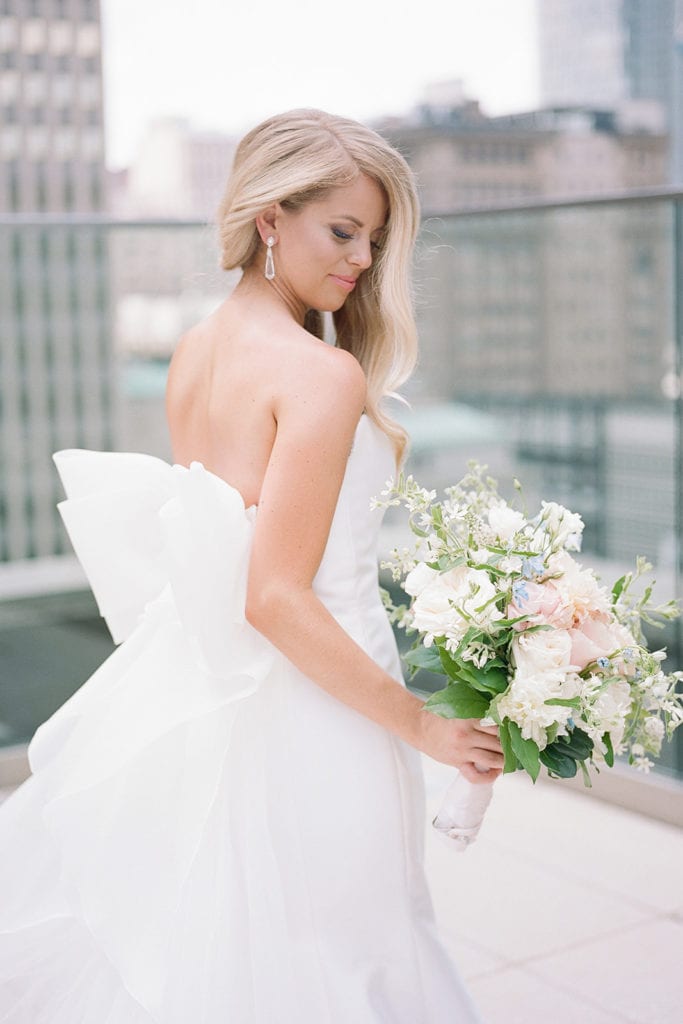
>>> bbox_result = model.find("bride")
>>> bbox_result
[0,108,503,1022]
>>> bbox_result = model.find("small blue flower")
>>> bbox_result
[512,580,530,605]
[597,657,610,670]
[521,555,545,579]
[567,717,575,729]
[622,647,634,663]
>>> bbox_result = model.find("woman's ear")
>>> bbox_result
[255,204,279,244]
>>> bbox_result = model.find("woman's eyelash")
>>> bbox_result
[332,227,382,251]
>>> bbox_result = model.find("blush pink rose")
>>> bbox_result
[569,617,624,670]
[508,581,572,630]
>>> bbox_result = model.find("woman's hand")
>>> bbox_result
[413,711,504,784]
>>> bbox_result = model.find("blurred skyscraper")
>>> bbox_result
[0,0,105,213]
[674,0,683,181]
[538,0,679,180]
[0,0,118,566]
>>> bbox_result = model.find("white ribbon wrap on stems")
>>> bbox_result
[431,766,495,852]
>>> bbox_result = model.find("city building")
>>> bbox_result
[538,0,678,180]
[377,93,668,214]
[112,117,237,220]
[673,0,683,182]
[0,0,106,213]
[0,0,117,563]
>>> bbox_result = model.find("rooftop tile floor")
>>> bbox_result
[422,756,683,1024]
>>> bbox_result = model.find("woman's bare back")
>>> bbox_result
[166,299,328,508]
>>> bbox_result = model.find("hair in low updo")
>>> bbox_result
[215,108,420,468]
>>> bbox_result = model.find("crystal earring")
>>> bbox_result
[264,236,275,280]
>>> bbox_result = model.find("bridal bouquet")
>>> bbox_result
[371,462,683,849]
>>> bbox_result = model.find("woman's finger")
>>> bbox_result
[459,763,503,784]
[468,747,504,770]
[474,721,500,735]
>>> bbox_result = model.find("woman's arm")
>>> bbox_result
[245,346,503,781]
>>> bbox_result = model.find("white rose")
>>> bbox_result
[403,561,439,597]
[411,565,502,645]
[488,504,526,543]
[497,670,573,748]
[512,628,577,676]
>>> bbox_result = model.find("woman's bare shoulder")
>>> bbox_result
[274,333,366,423]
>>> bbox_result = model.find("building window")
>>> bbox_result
[50,20,73,55]
[55,127,75,158]
[79,74,100,105]
[0,124,19,158]
[36,163,47,209]
[82,126,101,159]
[76,22,99,57]
[63,168,75,209]
[24,71,46,103]
[0,68,18,100]
[90,167,102,207]
[27,126,48,158]
[0,15,17,50]
[53,74,74,103]
[81,0,99,22]
[8,158,19,209]
[22,17,46,52]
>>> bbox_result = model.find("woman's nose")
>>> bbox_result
[348,238,373,270]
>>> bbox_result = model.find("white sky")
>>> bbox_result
[100,0,539,171]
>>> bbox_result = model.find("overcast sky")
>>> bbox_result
[100,0,539,171]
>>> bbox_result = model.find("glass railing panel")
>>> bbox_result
[1,200,681,783]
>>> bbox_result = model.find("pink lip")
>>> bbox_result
[330,274,357,291]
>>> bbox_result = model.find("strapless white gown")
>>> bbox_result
[0,413,482,1023]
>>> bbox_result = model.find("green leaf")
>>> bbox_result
[403,645,443,674]
[545,722,561,745]
[507,721,541,782]
[559,727,594,761]
[423,681,491,720]
[611,574,626,603]
[437,645,469,681]
[540,727,594,779]
[602,731,614,768]
[544,697,582,709]
[540,746,578,778]
[498,720,518,774]
[437,647,508,696]
[474,666,510,695]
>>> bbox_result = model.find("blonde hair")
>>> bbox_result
[216,108,421,468]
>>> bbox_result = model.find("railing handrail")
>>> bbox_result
[424,185,683,218]
[0,185,682,228]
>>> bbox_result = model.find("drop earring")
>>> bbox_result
[264,236,275,280]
